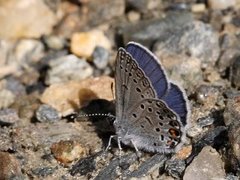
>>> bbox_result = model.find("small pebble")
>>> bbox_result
[93,46,110,69]
[42,35,67,50]
[191,3,206,13]
[0,152,23,179]
[0,108,19,125]
[224,96,240,161]
[127,10,141,22]
[70,30,111,58]
[230,55,240,88]
[51,140,88,165]
[5,76,26,96]
[0,89,15,109]
[208,0,236,10]
[36,104,60,123]
[194,85,220,105]
[32,167,56,177]
[165,159,186,179]
[46,54,93,85]
[70,154,97,176]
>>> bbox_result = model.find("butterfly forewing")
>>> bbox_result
[126,42,170,98]
[115,48,156,122]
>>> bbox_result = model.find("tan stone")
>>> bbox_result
[51,140,88,165]
[70,29,111,58]
[41,76,114,116]
[0,0,58,39]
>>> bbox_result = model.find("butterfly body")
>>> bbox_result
[114,42,190,153]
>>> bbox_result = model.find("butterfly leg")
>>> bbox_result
[105,135,116,151]
[131,140,142,158]
[117,137,122,156]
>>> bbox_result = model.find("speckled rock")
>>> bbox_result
[208,0,236,10]
[183,146,226,180]
[230,55,240,88]
[35,104,60,123]
[0,39,44,80]
[154,20,220,66]
[0,89,15,109]
[156,55,202,88]
[14,39,44,63]
[165,159,186,179]
[46,55,93,85]
[126,0,160,12]
[51,140,88,165]
[224,96,240,163]
[0,128,13,151]
[0,152,23,179]
[93,46,110,69]
[0,108,19,125]
[70,30,111,58]
[122,12,194,48]
[11,94,40,121]
[42,35,67,50]
[41,76,114,116]
[0,0,58,39]
[5,77,26,96]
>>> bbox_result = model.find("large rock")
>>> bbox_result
[0,0,58,39]
[41,76,114,115]
[46,55,93,85]
[183,146,226,180]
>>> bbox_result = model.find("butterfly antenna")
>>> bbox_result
[77,112,115,119]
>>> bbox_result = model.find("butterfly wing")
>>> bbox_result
[161,82,190,126]
[126,42,169,98]
[122,98,184,153]
[115,48,157,123]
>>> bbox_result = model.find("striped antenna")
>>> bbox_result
[65,112,115,121]
[77,113,115,118]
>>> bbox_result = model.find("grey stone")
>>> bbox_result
[93,46,110,69]
[122,11,194,48]
[5,77,26,96]
[0,89,15,109]
[183,146,226,180]
[36,104,60,123]
[0,108,19,125]
[85,0,125,26]
[46,55,93,85]
[230,55,240,88]
[32,167,56,177]
[165,159,186,179]
[127,154,167,178]
[153,20,220,66]
[224,97,240,164]
[42,35,67,50]
[0,128,13,151]
[126,0,161,12]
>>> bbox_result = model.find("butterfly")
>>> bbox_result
[113,42,190,153]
